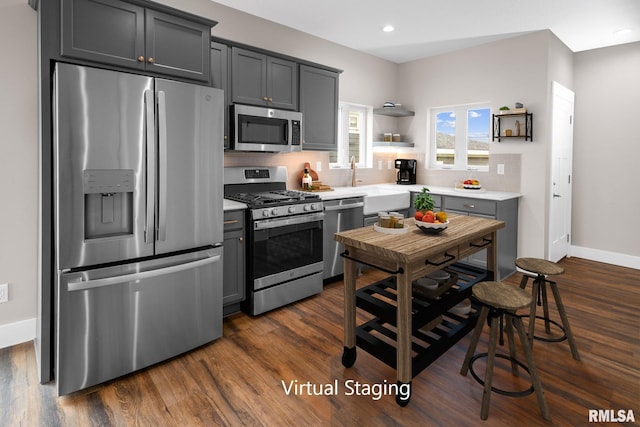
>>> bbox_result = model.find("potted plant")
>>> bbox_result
[499,105,511,114]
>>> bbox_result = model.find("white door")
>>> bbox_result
[549,82,575,262]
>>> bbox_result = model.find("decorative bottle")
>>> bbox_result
[302,168,312,190]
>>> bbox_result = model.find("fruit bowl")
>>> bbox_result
[414,219,449,234]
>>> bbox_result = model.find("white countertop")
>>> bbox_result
[313,183,521,202]
[223,199,248,211]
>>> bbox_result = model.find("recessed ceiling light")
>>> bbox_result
[614,28,632,36]
[382,25,395,33]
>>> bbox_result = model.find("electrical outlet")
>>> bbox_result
[315,161,322,173]
[387,160,393,169]
[497,164,505,175]
[0,283,8,303]
[378,160,383,170]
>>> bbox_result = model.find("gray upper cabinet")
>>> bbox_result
[61,0,213,82]
[210,41,230,147]
[231,47,297,110]
[299,65,339,151]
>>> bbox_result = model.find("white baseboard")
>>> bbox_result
[570,245,640,270]
[0,317,35,349]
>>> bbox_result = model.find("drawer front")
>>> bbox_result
[444,196,496,216]
[224,210,245,232]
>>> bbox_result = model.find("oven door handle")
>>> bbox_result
[254,212,324,230]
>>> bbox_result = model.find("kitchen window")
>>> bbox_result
[429,103,491,170]
[330,102,372,168]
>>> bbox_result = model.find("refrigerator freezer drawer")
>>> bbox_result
[56,248,223,396]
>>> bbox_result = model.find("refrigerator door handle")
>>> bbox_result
[157,90,168,242]
[67,254,221,292]
[144,90,156,244]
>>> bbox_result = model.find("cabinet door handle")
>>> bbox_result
[268,97,273,102]
[147,57,155,64]
[262,96,268,101]
[239,237,244,242]
[137,55,145,62]
[224,219,239,225]
[463,204,475,208]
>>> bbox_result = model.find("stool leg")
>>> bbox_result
[527,279,540,349]
[541,278,552,334]
[513,316,551,421]
[549,281,581,361]
[519,274,529,290]
[505,312,519,376]
[481,314,500,420]
[461,305,490,375]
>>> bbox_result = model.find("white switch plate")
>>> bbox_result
[378,160,383,170]
[0,283,8,303]
[315,161,322,173]
[497,164,505,175]
[387,160,393,169]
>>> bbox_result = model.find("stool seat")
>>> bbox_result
[473,281,532,311]
[515,257,580,361]
[516,257,564,276]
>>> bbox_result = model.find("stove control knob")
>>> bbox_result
[303,204,311,211]
[310,204,318,211]
[262,209,270,217]
[271,208,279,216]
[288,206,296,214]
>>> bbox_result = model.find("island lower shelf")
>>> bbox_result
[355,263,487,378]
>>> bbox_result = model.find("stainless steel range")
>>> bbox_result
[224,167,324,315]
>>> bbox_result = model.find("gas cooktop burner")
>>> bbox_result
[226,189,320,207]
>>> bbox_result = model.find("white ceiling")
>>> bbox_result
[211,0,640,63]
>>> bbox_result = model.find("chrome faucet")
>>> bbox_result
[350,156,356,187]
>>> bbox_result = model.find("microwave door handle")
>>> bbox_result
[144,90,155,244]
[157,90,167,242]
[284,121,289,145]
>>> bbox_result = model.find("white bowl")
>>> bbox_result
[415,219,449,234]
[427,270,450,284]
[415,277,439,290]
[450,299,471,315]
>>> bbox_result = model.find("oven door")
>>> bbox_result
[251,212,324,290]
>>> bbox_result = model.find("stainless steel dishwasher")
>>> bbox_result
[323,196,364,281]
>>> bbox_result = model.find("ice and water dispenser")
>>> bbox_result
[83,169,134,239]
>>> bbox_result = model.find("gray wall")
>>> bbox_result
[572,42,640,259]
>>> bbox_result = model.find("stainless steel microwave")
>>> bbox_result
[231,104,302,152]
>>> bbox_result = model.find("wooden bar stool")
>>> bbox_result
[515,257,580,360]
[461,281,551,421]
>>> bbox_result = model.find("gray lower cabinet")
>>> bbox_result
[299,65,339,151]
[223,210,245,316]
[443,195,518,280]
[210,41,230,147]
[61,0,213,82]
[231,47,298,110]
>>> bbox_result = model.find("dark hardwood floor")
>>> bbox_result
[1,257,639,426]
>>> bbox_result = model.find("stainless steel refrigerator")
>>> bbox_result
[53,63,224,395]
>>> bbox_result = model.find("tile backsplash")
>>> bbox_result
[224,151,521,193]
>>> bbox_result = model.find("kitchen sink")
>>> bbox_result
[361,188,410,215]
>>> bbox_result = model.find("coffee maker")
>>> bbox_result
[395,159,417,185]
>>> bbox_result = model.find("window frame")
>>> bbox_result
[429,102,491,171]
[330,102,373,169]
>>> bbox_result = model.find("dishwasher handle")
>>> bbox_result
[324,201,364,212]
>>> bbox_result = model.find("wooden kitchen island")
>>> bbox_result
[334,214,505,405]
